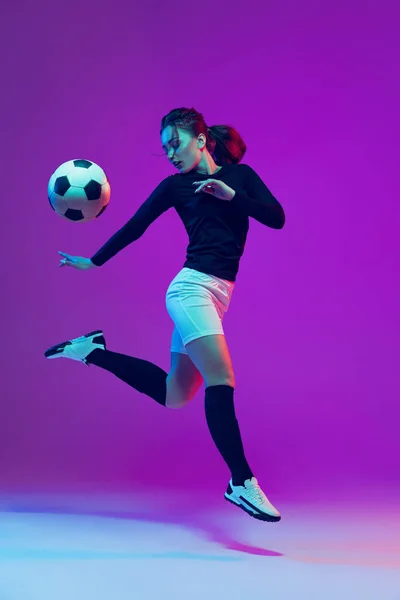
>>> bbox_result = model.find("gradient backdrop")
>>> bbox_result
[1,0,398,498]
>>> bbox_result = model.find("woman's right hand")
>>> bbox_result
[58,251,97,270]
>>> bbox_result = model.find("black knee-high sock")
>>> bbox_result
[204,385,254,486]
[86,349,167,406]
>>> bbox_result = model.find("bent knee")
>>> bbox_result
[165,381,199,409]
[165,398,187,409]
[165,389,197,409]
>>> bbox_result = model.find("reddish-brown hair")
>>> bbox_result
[160,107,246,164]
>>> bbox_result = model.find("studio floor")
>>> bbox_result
[0,485,398,599]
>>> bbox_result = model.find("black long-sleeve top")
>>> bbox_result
[90,163,285,282]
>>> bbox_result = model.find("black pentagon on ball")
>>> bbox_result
[48,196,55,211]
[54,176,71,196]
[84,180,102,200]
[73,159,92,169]
[96,204,108,218]
[65,208,85,221]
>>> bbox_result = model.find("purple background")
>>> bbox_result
[1,0,398,497]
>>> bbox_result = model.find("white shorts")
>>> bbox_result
[165,267,235,355]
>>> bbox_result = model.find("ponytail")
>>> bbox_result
[207,124,247,164]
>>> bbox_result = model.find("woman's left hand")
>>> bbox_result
[193,179,236,201]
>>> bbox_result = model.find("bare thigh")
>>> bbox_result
[185,334,236,389]
[165,352,203,409]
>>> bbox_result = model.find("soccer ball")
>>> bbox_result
[48,159,111,222]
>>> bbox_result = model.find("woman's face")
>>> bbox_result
[161,125,205,173]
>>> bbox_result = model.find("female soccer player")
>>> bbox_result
[45,107,285,522]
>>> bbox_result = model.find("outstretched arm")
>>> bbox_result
[233,164,285,229]
[90,176,175,267]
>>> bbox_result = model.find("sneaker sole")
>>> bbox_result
[224,494,281,522]
[44,330,104,358]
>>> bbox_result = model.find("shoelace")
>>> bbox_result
[246,482,267,505]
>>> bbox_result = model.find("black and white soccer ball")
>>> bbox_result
[48,159,111,222]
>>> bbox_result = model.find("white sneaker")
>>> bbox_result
[225,477,281,522]
[44,330,106,365]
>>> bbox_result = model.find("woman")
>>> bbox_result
[45,107,285,522]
